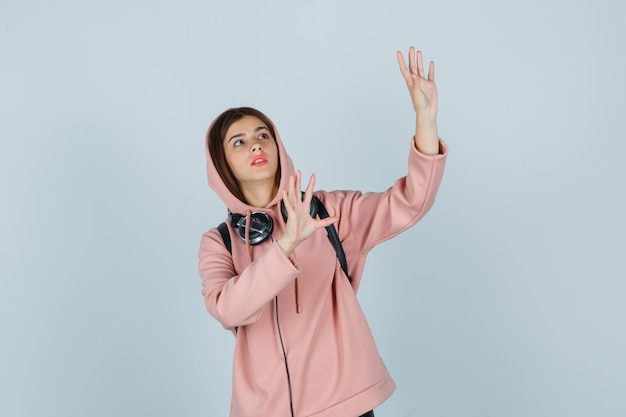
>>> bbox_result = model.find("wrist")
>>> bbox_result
[414,113,437,129]
[414,120,439,155]
[277,236,296,257]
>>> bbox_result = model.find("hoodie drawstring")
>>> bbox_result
[243,209,301,314]
[295,278,301,314]
[243,209,253,265]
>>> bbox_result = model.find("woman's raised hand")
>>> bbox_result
[397,46,440,155]
[277,171,337,257]
[397,46,438,123]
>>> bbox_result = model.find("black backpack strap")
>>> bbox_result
[217,222,232,254]
[313,196,351,283]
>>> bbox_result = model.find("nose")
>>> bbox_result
[250,140,262,152]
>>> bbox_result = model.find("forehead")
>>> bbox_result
[224,116,269,140]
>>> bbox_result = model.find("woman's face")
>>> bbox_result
[223,115,279,191]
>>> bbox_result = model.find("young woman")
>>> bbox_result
[199,47,448,417]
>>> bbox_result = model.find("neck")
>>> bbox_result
[241,181,278,208]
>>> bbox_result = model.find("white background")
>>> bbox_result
[1,1,625,416]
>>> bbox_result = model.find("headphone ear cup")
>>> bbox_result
[229,211,274,245]
[228,211,241,226]
[281,192,318,222]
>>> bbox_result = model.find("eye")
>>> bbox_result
[233,139,244,147]
[259,133,268,140]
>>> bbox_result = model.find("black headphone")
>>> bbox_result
[228,193,318,245]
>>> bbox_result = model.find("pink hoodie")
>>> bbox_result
[199,114,447,417]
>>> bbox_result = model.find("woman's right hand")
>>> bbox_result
[277,170,337,257]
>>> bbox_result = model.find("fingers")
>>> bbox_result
[317,216,338,229]
[282,189,293,216]
[294,170,302,200]
[409,46,415,75]
[408,47,420,82]
[286,170,317,208]
[398,47,427,85]
[290,170,317,201]
[417,50,425,78]
[396,50,411,82]
[288,170,299,207]
[283,172,297,216]
[286,171,296,206]
[303,173,316,204]
[428,60,435,81]
[398,46,434,82]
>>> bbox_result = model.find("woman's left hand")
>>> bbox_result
[397,47,438,122]
[397,46,440,155]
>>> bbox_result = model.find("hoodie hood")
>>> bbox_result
[205,111,296,214]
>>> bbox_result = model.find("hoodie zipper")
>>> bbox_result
[275,296,295,417]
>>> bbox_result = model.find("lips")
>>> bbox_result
[251,156,268,166]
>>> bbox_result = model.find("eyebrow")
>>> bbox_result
[227,126,269,143]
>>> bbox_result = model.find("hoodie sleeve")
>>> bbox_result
[337,138,448,256]
[198,230,300,329]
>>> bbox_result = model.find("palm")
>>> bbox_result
[278,171,337,256]
[283,198,320,242]
[397,47,438,121]
[416,78,438,117]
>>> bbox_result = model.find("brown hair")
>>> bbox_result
[207,107,281,203]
